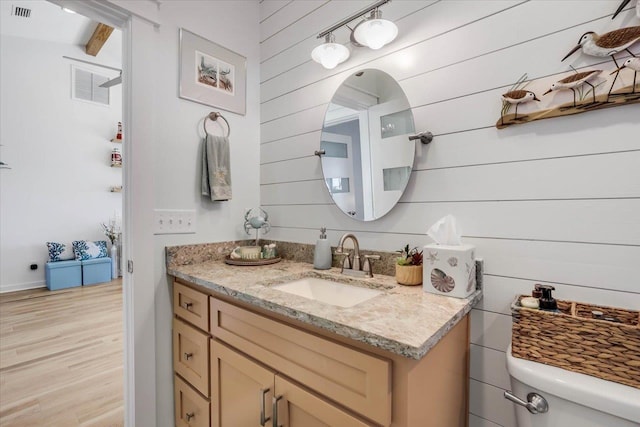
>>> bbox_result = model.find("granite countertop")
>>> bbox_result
[167,243,482,360]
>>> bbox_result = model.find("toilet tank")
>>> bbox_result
[506,345,640,427]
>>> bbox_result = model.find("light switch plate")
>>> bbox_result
[153,209,196,235]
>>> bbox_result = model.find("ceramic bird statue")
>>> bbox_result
[610,57,640,93]
[612,0,640,20]
[501,90,540,123]
[561,26,640,99]
[543,70,602,106]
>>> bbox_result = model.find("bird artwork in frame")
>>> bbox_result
[179,28,246,115]
[496,25,640,129]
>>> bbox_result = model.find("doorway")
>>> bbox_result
[0,1,127,424]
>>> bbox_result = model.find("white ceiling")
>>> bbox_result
[0,0,121,61]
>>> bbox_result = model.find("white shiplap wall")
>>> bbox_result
[259,1,640,426]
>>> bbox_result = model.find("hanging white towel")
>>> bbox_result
[201,134,232,201]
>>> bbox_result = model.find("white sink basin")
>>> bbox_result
[272,277,382,308]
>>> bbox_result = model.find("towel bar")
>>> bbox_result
[204,112,230,137]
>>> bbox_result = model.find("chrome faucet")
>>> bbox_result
[334,233,380,278]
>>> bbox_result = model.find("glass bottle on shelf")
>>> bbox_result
[111,148,122,166]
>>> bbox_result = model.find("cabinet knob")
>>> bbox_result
[184,352,193,360]
[185,412,195,421]
[182,302,193,310]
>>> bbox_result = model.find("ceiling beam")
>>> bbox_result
[85,23,114,56]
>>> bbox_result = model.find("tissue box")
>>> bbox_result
[423,244,476,299]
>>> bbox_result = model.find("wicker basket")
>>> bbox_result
[511,295,640,389]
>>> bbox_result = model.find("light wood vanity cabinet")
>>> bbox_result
[212,340,369,427]
[172,278,470,427]
[210,300,384,426]
[210,298,390,426]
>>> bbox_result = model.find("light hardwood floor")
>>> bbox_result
[0,281,123,426]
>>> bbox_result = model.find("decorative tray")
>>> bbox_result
[224,256,282,266]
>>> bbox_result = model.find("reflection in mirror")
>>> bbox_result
[321,69,415,221]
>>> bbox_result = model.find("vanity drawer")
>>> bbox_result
[210,298,392,426]
[174,281,209,332]
[175,374,210,427]
[174,318,210,397]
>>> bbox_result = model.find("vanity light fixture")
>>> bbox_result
[312,0,397,69]
[352,9,397,50]
[311,33,350,70]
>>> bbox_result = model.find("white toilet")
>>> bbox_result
[506,344,640,427]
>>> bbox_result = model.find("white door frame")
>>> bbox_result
[48,2,159,425]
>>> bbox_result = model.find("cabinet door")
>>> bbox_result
[174,318,210,397]
[210,298,391,425]
[175,375,210,427]
[174,281,209,331]
[273,376,372,427]
[211,340,274,427]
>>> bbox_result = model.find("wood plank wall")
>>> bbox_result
[259,2,640,426]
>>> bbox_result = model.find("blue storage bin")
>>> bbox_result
[82,257,112,286]
[46,260,82,290]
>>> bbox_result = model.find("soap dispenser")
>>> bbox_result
[313,227,332,270]
[538,284,558,311]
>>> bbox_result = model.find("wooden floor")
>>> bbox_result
[0,281,124,427]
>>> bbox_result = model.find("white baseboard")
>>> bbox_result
[0,281,46,294]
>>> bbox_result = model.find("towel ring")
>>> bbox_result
[203,112,230,137]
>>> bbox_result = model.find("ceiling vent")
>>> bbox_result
[12,5,32,18]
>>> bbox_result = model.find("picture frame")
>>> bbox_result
[179,28,246,115]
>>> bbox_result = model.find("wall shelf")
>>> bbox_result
[110,186,123,193]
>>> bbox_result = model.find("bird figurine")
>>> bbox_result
[610,57,640,93]
[612,0,640,20]
[561,26,640,99]
[543,70,602,106]
[501,90,540,123]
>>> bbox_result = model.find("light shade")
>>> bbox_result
[353,11,397,50]
[311,34,350,70]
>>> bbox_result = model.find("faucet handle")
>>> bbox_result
[334,250,351,272]
[362,254,381,278]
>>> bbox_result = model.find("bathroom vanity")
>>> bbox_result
[167,243,481,427]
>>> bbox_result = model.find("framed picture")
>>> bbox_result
[179,28,246,115]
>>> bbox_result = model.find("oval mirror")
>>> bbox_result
[320,69,415,221]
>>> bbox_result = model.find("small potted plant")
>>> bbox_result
[395,244,423,286]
